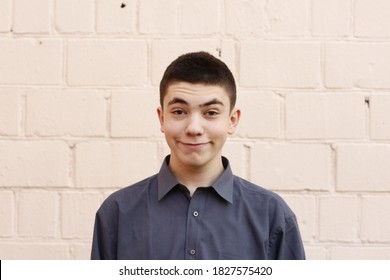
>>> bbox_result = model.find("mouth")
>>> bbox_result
[179,142,210,149]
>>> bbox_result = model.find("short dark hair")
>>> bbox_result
[159,51,237,110]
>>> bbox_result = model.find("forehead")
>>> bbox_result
[164,82,229,106]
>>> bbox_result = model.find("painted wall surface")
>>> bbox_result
[1,0,390,259]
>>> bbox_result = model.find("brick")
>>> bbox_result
[250,143,331,191]
[70,242,91,259]
[370,94,390,140]
[61,192,101,239]
[319,196,358,242]
[17,191,58,237]
[138,0,178,34]
[311,0,350,37]
[67,40,147,86]
[13,0,51,33]
[304,246,326,260]
[0,0,11,32]
[225,0,265,37]
[355,0,390,37]
[26,89,106,137]
[0,141,69,187]
[222,142,246,179]
[151,39,236,86]
[0,191,14,237]
[325,43,390,89]
[265,0,309,36]
[55,0,95,33]
[75,141,159,188]
[361,196,390,242]
[281,195,315,242]
[111,91,160,137]
[0,243,69,259]
[286,93,366,139]
[180,0,220,34]
[240,41,321,88]
[0,90,21,136]
[336,144,390,191]
[236,91,281,138]
[97,0,135,34]
[0,39,62,85]
[159,140,170,163]
[330,246,390,260]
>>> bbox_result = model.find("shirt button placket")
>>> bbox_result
[189,212,198,257]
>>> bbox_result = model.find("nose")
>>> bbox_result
[184,114,204,136]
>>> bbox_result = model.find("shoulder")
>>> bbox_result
[233,176,295,219]
[97,174,157,215]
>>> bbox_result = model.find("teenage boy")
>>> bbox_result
[91,51,305,260]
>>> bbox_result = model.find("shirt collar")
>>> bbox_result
[157,155,234,204]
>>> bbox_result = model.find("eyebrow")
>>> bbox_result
[167,97,224,108]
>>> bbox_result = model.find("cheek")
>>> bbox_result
[162,120,183,135]
[207,122,230,137]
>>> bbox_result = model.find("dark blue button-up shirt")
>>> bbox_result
[91,156,305,260]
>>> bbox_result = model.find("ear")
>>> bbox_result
[157,106,165,133]
[228,108,241,135]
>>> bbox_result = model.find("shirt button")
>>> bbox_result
[190,249,196,255]
[193,211,199,217]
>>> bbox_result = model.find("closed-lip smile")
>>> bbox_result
[180,142,209,147]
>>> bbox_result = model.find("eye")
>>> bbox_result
[172,109,186,115]
[205,110,219,117]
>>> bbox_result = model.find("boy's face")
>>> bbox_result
[157,82,240,171]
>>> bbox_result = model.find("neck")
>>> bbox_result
[169,157,224,196]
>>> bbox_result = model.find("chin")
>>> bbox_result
[178,154,209,167]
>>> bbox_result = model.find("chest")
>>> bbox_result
[116,190,271,259]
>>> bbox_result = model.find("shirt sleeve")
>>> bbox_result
[268,215,306,260]
[90,211,117,260]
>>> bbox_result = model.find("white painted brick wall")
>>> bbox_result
[281,194,316,242]
[371,94,390,140]
[67,40,147,86]
[240,41,321,87]
[111,90,160,137]
[355,0,390,37]
[55,0,95,34]
[225,0,265,37]
[61,192,102,239]
[319,196,359,242]
[1,0,389,260]
[0,39,63,85]
[17,191,59,237]
[138,0,178,35]
[265,0,310,36]
[285,93,366,139]
[0,191,14,237]
[26,89,107,137]
[250,143,331,191]
[236,91,281,138]
[336,144,390,192]
[75,141,159,188]
[330,246,390,260]
[361,196,390,242]
[180,0,221,34]
[13,0,51,34]
[325,43,390,89]
[0,243,70,259]
[96,0,136,34]
[312,0,351,37]
[0,0,12,32]
[0,141,70,187]
[0,90,21,136]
